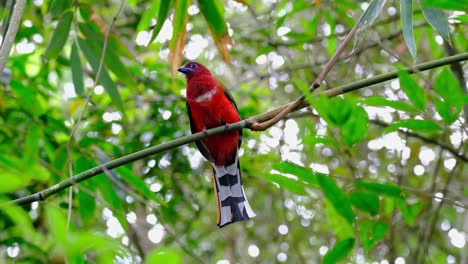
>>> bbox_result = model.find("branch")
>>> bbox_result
[6,52,468,206]
[0,0,26,74]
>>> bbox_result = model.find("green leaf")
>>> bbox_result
[145,247,182,264]
[79,23,134,86]
[10,80,46,116]
[303,136,339,147]
[45,11,73,59]
[318,175,354,224]
[95,174,128,230]
[324,12,336,57]
[116,166,167,206]
[421,0,468,10]
[46,206,67,243]
[398,70,426,110]
[78,179,96,226]
[350,191,379,215]
[325,199,354,240]
[360,96,417,113]
[273,162,319,186]
[433,68,463,124]
[323,238,355,264]
[70,42,84,96]
[23,124,42,164]
[149,0,173,44]
[77,38,123,110]
[355,181,402,198]
[384,119,441,134]
[137,1,161,32]
[360,220,388,251]
[420,7,450,42]
[262,173,307,195]
[401,0,416,58]
[325,97,352,125]
[340,105,368,146]
[49,0,72,18]
[354,0,387,46]
[396,199,423,225]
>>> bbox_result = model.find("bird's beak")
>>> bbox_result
[177,66,193,75]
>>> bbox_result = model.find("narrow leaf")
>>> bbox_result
[318,175,355,224]
[137,1,161,32]
[421,0,468,11]
[325,199,354,239]
[262,173,307,195]
[273,162,319,186]
[145,247,182,264]
[95,174,128,230]
[323,238,355,264]
[433,68,463,124]
[350,191,379,215]
[355,0,387,46]
[198,0,232,62]
[77,38,123,110]
[149,0,173,44]
[45,11,73,59]
[420,6,450,41]
[355,181,402,198]
[398,70,426,110]
[341,105,368,146]
[169,0,190,77]
[70,42,84,96]
[360,220,388,251]
[401,0,416,58]
[396,199,423,225]
[360,96,417,112]
[384,119,441,134]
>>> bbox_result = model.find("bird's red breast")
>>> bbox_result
[182,62,241,166]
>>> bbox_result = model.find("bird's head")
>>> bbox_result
[178,61,210,79]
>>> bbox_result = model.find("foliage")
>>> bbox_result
[0,0,467,263]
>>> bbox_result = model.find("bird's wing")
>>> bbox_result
[186,102,215,162]
[219,81,243,144]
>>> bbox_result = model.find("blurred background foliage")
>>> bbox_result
[0,0,467,263]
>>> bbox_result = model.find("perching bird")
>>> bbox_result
[178,61,256,227]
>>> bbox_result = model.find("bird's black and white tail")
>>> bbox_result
[211,156,256,227]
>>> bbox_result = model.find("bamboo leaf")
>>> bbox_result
[262,173,307,195]
[77,38,123,110]
[420,6,450,42]
[145,247,182,264]
[433,68,463,124]
[350,191,379,215]
[360,96,418,113]
[70,42,84,96]
[45,11,73,59]
[340,105,368,146]
[273,161,319,186]
[354,0,387,46]
[398,70,426,110]
[384,119,441,134]
[355,181,402,198]
[169,0,190,77]
[360,220,388,251]
[421,0,468,11]
[401,0,416,58]
[325,199,354,240]
[318,174,355,224]
[198,0,232,63]
[149,0,173,44]
[323,238,355,264]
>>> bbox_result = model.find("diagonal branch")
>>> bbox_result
[0,0,26,74]
[5,52,468,206]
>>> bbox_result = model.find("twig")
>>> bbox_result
[0,0,26,73]
[65,0,125,231]
[5,52,468,206]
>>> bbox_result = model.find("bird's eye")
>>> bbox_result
[189,63,197,69]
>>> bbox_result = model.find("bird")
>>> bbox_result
[178,61,256,227]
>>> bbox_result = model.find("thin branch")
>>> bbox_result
[65,0,125,231]
[371,120,467,162]
[5,52,468,206]
[0,0,26,73]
